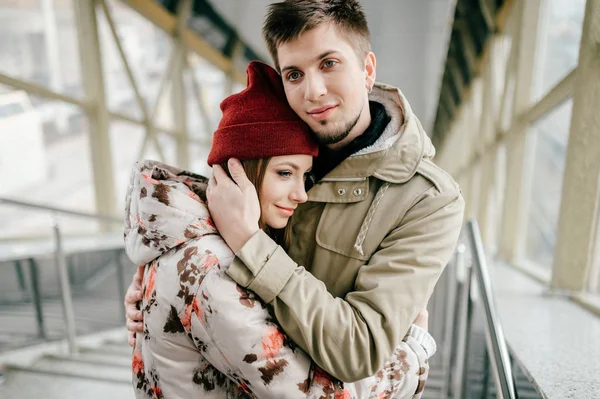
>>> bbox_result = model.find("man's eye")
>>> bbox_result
[287,71,301,81]
[323,60,337,68]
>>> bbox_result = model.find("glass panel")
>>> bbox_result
[156,132,177,166]
[190,144,212,178]
[109,120,145,215]
[0,0,83,98]
[0,84,98,238]
[534,0,586,100]
[108,123,177,214]
[493,34,513,111]
[594,198,600,293]
[188,53,228,132]
[469,164,482,219]
[524,98,573,268]
[185,68,213,142]
[486,144,507,256]
[471,80,483,138]
[99,0,172,119]
[154,85,175,132]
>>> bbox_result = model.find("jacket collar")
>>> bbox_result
[308,82,435,201]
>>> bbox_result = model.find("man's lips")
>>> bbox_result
[307,105,338,121]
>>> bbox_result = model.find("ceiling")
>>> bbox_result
[205,0,457,134]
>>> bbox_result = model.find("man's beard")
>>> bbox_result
[312,108,362,145]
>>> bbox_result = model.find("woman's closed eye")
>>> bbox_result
[277,170,293,178]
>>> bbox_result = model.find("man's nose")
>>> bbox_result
[304,74,327,102]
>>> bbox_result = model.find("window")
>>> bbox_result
[524,99,573,268]
[534,0,586,100]
[487,144,507,256]
[98,0,173,121]
[593,199,600,293]
[0,0,83,98]
[0,86,97,239]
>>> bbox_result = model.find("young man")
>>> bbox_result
[126,0,463,386]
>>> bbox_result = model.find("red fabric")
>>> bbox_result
[207,61,318,166]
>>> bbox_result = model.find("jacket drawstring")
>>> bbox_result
[354,182,390,256]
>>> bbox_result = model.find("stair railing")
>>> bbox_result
[0,196,123,355]
[430,220,517,399]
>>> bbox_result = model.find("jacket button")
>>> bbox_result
[353,188,362,196]
[338,188,346,196]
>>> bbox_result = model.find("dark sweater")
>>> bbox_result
[309,101,391,186]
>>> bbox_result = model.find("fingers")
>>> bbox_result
[128,331,136,347]
[124,284,142,306]
[134,265,144,286]
[126,317,144,334]
[126,300,143,322]
[228,158,252,189]
[211,164,229,185]
[207,172,216,201]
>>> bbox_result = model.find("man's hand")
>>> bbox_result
[207,159,261,253]
[125,265,144,347]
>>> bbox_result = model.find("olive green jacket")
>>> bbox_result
[227,82,464,383]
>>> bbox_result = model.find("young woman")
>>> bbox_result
[124,61,435,399]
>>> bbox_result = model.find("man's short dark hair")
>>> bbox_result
[263,0,371,71]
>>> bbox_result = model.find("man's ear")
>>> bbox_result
[364,52,376,89]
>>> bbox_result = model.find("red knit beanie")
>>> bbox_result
[207,61,318,166]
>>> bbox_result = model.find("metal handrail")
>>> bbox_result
[466,220,516,399]
[0,196,126,355]
[433,219,517,399]
[0,196,122,223]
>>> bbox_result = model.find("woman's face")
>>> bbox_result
[259,154,313,229]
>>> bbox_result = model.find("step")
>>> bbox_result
[0,366,134,399]
[45,352,132,368]
[23,355,132,384]
[79,342,133,357]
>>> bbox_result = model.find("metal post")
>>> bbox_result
[481,347,491,398]
[27,258,46,339]
[14,260,27,294]
[441,248,460,398]
[468,220,516,399]
[53,223,78,355]
[453,243,473,399]
[74,0,117,229]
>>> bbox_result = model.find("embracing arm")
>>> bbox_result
[227,188,464,382]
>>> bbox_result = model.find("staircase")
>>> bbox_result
[421,321,544,399]
[0,329,134,399]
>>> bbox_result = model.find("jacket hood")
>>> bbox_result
[320,82,436,184]
[124,160,217,266]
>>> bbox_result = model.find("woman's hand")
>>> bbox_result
[124,265,144,346]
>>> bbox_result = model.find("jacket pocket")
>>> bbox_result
[315,202,374,261]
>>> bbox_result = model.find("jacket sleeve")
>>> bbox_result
[357,325,435,399]
[227,187,464,382]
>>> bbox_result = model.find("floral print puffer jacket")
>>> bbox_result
[124,160,436,399]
